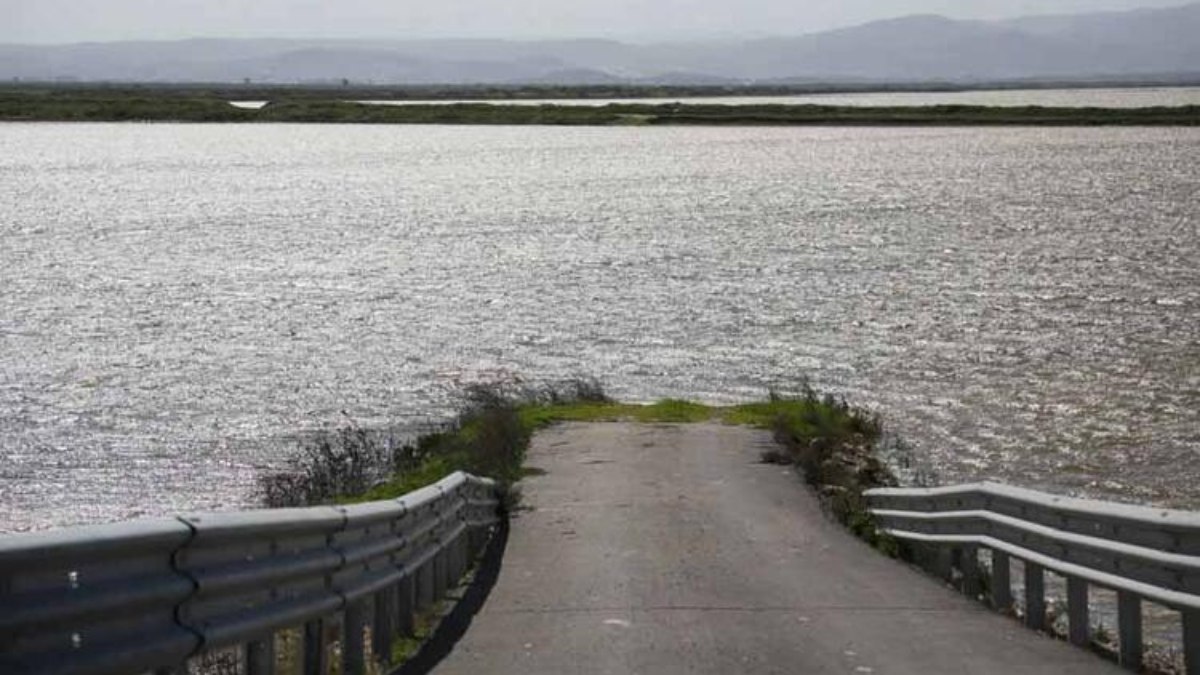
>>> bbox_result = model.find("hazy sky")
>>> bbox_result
[2,0,1190,44]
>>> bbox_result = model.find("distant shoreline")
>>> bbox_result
[5,81,1200,102]
[2,89,1198,126]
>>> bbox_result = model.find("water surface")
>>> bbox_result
[1,123,1196,532]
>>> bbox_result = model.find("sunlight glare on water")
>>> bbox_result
[0,123,1196,532]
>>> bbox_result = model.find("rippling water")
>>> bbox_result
[1,123,1196,532]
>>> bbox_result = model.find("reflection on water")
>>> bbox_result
[0,123,1196,532]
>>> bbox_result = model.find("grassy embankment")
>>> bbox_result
[258,381,894,669]
[261,381,897,549]
[2,89,1198,125]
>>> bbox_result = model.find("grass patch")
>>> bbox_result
[261,379,898,555]
[260,378,612,507]
[517,398,714,428]
[515,395,875,428]
[388,604,442,666]
[759,390,899,552]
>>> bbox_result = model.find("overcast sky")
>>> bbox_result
[1,0,1190,44]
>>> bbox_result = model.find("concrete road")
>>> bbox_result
[431,423,1122,674]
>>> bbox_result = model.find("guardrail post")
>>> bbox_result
[1024,562,1045,631]
[344,601,368,675]
[960,545,981,597]
[949,546,960,579]
[990,550,1012,611]
[926,544,951,581]
[469,526,483,559]
[446,535,459,584]
[0,575,10,656]
[417,559,435,609]
[1117,591,1142,670]
[1066,576,1089,648]
[1184,609,1199,675]
[246,636,276,675]
[303,618,329,675]
[433,549,448,599]
[373,587,396,667]
[398,575,416,636]
[453,533,468,581]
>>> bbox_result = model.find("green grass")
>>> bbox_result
[345,390,892,505]
[517,398,715,427]
[3,88,1197,126]
[388,604,442,666]
[265,379,897,562]
[345,454,462,505]
[518,395,880,429]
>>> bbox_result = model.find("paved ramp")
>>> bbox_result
[431,423,1121,674]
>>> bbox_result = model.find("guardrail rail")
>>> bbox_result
[0,471,502,675]
[865,482,1200,674]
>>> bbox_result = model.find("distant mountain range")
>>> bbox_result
[3,3,1198,85]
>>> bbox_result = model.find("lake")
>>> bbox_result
[0,123,1196,533]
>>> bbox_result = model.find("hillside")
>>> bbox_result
[2,3,1198,84]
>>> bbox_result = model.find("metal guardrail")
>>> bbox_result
[0,471,502,675]
[865,482,1200,674]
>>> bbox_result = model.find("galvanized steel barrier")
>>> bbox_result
[866,482,1200,674]
[0,471,502,675]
